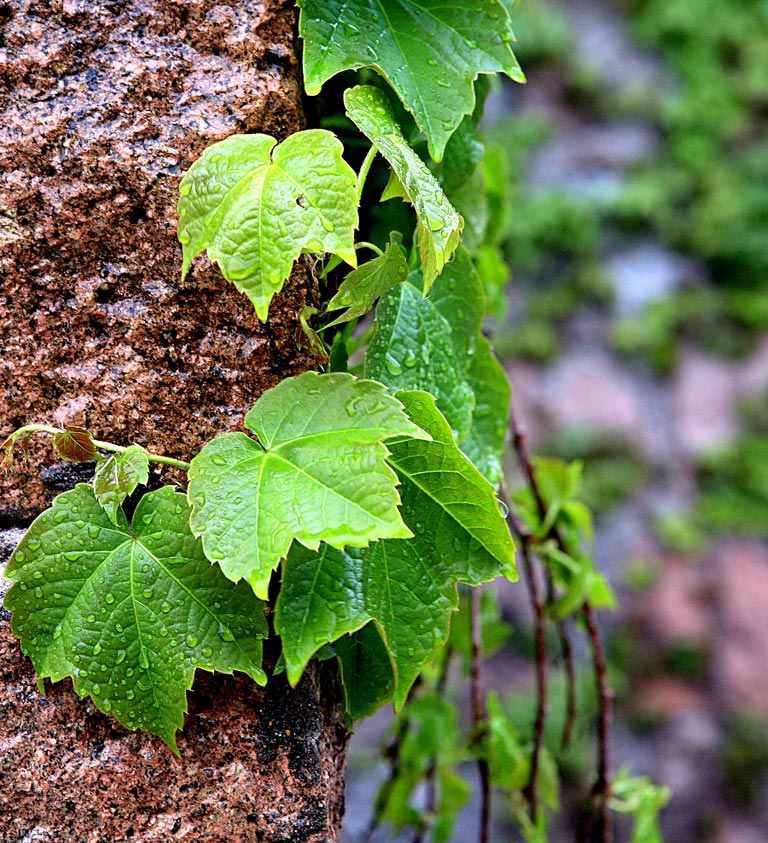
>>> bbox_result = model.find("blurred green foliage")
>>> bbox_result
[492,0,768,370]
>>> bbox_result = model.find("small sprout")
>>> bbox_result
[53,426,98,462]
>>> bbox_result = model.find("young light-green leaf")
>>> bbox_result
[298,0,524,160]
[344,86,463,290]
[92,445,150,525]
[188,371,429,599]
[177,130,358,320]
[325,234,409,327]
[4,485,268,752]
[275,390,515,705]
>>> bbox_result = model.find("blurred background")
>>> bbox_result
[342,0,768,841]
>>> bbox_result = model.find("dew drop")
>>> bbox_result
[403,349,417,368]
[86,614,96,623]
[211,454,227,466]
[217,625,235,643]
[138,651,150,670]
[185,633,199,648]
[384,354,403,376]
[105,593,115,604]
[34,587,43,599]
[125,689,136,700]
[160,600,172,614]
[201,646,214,659]
[91,684,101,696]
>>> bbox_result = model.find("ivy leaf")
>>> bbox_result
[387,391,516,586]
[92,445,150,525]
[177,131,358,321]
[364,249,485,441]
[188,371,429,599]
[365,278,474,440]
[345,86,463,291]
[325,234,409,327]
[275,390,515,705]
[460,336,511,487]
[335,623,396,720]
[5,485,267,752]
[298,0,524,160]
[53,426,97,462]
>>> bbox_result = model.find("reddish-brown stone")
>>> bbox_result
[0,568,348,842]
[0,0,319,521]
[0,2,348,839]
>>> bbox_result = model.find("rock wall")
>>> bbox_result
[0,2,347,840]
[0,0,318,520]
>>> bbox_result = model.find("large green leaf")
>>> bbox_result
[365,278,474,440]
[345,86,463,290]
[4,485,267,751]
[92,445,150,525]
[275,391,515,706]
[334,623,396,720]
[364,249,485,441]
[325,234,409,327]
[365,248,510,483]
[177,131,358,320]
[188,371,429,599]
[298,0,524,160]
[461,335,511,487]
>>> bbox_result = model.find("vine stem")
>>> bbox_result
[3,423,191,471]
[508,408,613,841]
[470,587,492,843]
[356,240,385,257]
[502,487,548,825]
[356,144,378,203]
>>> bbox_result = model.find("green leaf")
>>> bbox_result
[485,692,529,791]
[177,131,358,321]
[276,390,515,704]
[188,372,429,599]
[335,623,396,719]
[325,234,409,327]
[364,248,486,442]
[345,86,463,290]
[5,485,267,751]
[609,768,670,843]
[92,445,150,525]
[387,391,516,585]
[298,0,524,160]
[375,694,467,832]
[366,279,474,440]
[460,336,511,486]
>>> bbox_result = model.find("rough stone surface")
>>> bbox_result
[0,581,348,843]
[0,0,318,521]
[714,539,768,716]
[0,3,348,840]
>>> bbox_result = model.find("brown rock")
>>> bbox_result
[0,2,348,839]
[715,539,768,715]
[0,566,348,842]
[0,0,317,521]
